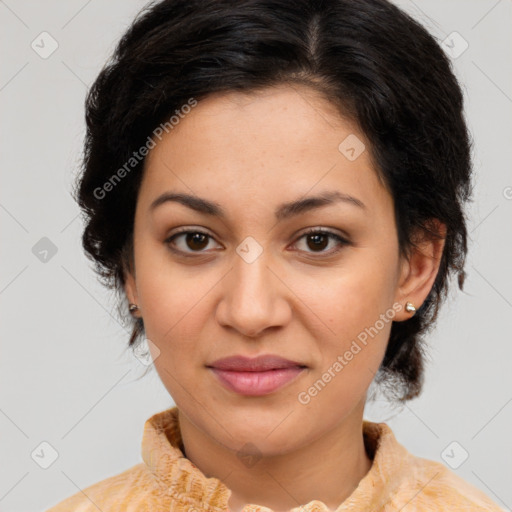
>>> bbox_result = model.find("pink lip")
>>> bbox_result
[209,367,306,395]
[207,355,307,396]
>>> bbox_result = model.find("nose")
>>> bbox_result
[215,248,292,338]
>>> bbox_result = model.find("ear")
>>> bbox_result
[123,263,141,318]
[393,219,446,321]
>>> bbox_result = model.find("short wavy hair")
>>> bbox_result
[74,0,473,402]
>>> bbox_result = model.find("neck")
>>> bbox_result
[178,401,373,512]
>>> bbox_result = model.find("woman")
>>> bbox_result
[46,0,503,510]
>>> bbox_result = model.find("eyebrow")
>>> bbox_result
[149,190,366,220]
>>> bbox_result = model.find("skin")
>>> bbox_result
[124,84,446,512]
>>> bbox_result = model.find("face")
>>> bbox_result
[124,84,438,456]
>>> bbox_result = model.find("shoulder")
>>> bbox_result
[387,453,505,511]
[363,421,504,512]
[44,462,170,512]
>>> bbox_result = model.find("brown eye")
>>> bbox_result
[305,232,329,251]
[165,229,219,255]
[183,232,209,251]
[293,229,349,256]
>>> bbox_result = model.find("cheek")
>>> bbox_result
[144,297,212,401]
[134,239,209,337]
[298,253,396,337]
[298,252,397,386]
[139,284,210,362]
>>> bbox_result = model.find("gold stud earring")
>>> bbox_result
[405,301,416,313]
[129,303,139,313]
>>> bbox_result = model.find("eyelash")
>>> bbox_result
[164,227,350,258]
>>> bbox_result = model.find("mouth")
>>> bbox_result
[207,354,307,372]
[206,354,307,396]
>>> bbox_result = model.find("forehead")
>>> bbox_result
[139,84,391,220]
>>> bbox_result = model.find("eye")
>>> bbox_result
[165,228,220,255]
[165,227,350,257]
[292,228,350,256]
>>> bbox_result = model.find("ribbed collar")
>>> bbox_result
[141,406,411,512]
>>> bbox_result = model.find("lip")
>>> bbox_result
[207,354,306,371]
[207,355,307,396]
[209,367,306,396]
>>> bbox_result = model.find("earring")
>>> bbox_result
[129,303,139,313]
[405,301,416,313]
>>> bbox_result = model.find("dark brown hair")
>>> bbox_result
[74,0,473,401]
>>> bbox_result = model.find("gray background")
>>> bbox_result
[1,1,511,511]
